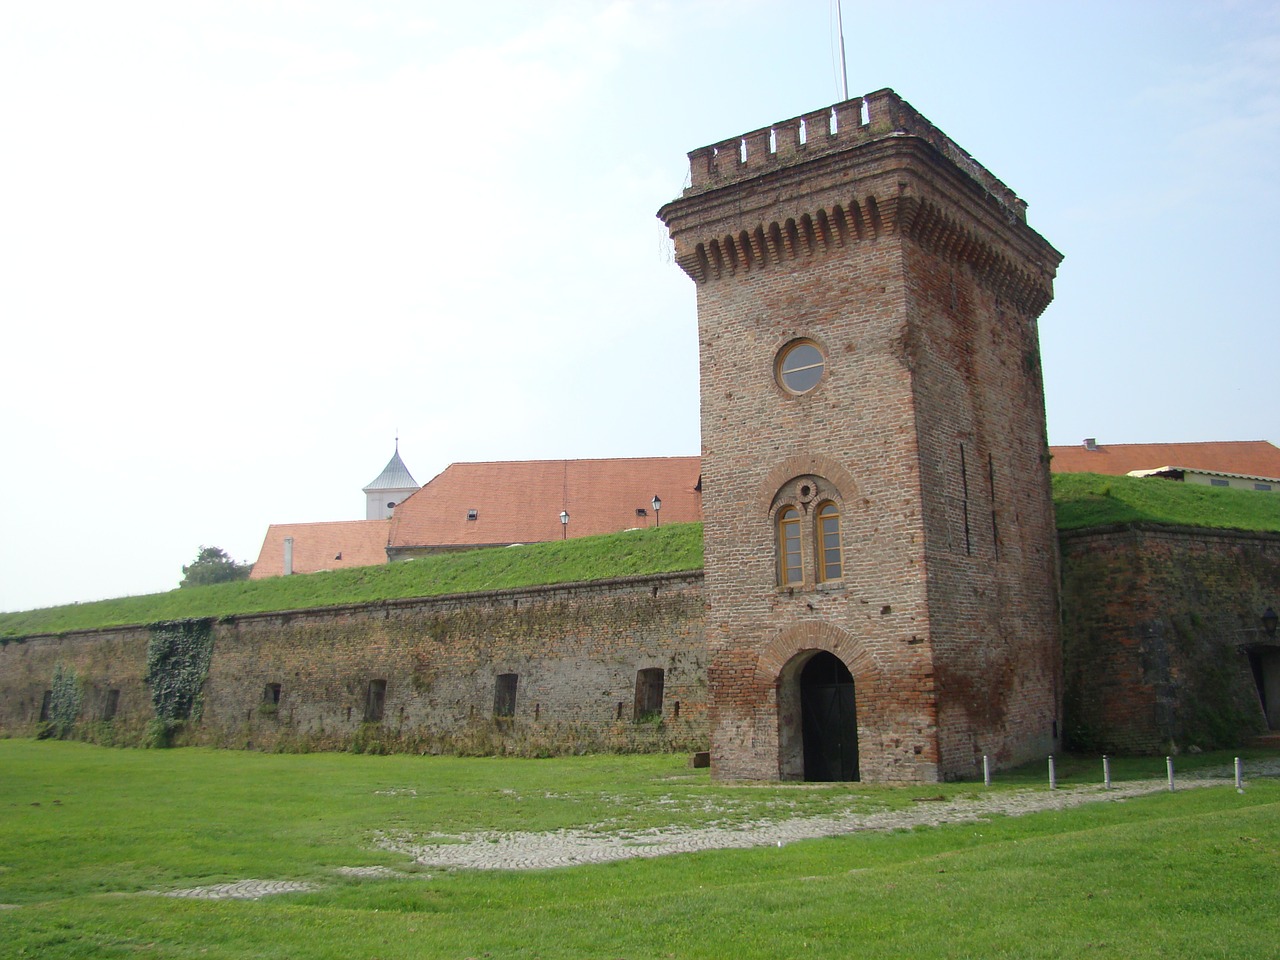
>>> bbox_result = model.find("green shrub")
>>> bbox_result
[145,718,184,749]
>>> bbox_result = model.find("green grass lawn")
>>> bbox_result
[1,741,1277,959]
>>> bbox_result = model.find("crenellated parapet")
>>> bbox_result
[681,88,1026,221]
[658,88,1060,316]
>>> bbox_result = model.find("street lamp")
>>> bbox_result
[651,495,662,528]
[560,510,570,540]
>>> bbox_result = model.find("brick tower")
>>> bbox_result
[659,90,1063,781]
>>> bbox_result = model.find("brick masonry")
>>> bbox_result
[659,89,1062,781]
[1060,525,1280,753]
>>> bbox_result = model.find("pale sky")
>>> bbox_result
[2,1,1276,612]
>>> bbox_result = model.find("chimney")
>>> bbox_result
[283,537,294,576]
[1083,438,1099,452]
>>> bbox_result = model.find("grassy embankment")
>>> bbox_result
[0,522,704,638]
[1052,470,1280,532]
[1,740,1277,959]
[3,473,1277,638]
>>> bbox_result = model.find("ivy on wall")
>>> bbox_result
[43,663,82,739]
[145,619,214,726]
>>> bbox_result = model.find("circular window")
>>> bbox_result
[776,340,825,394]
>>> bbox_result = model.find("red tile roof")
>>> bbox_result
[388,457,703,551]
[250,520,391,579]
[253,442,1277,576]
[1049,441,1280,480]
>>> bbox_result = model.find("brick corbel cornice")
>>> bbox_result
[669,188,1055,319]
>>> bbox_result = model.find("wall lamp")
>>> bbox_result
[1263,607,1278,638]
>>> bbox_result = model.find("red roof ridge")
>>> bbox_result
[443,455,699,466]
[1049,440,1280,479]
[264,519,389,529]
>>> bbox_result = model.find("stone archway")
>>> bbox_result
[776,649,859,781]
[762,621,878,781]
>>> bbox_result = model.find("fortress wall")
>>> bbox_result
[0,572,710,753]
[3,528,1277,760]
[1059,525,1280,753]
[0,624,152,732]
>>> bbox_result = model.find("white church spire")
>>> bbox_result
[362,440,420,519]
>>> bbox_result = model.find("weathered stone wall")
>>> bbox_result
[0,624,152,736]
[1060,525,1280,754]
[0,572,709,753]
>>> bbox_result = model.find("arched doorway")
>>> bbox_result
[800,651,859,781]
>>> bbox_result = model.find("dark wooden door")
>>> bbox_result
[801,653,858,781]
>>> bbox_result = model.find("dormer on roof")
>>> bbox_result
[363,441,421,520]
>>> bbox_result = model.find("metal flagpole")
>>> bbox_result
[835,0,849,101]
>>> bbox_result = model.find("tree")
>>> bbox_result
[180,546,253,588]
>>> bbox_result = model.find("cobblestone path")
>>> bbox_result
[159,879,319,900]
[376,773,1249,871]
[149,760,1276,898]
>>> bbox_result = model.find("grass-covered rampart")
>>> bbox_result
[4,473,1276,639]
[1052,471,1280,532]
[0,523,703,638]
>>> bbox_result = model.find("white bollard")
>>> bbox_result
[1235,756,1244,792]
[1167,756,1175,792]
[1048,754,1057,790]
[1103,755,1111,790]
[983,754,991,787]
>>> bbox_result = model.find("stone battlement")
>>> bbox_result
[684,88,1026,221]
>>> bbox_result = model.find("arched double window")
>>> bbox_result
[774,493,844,588]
